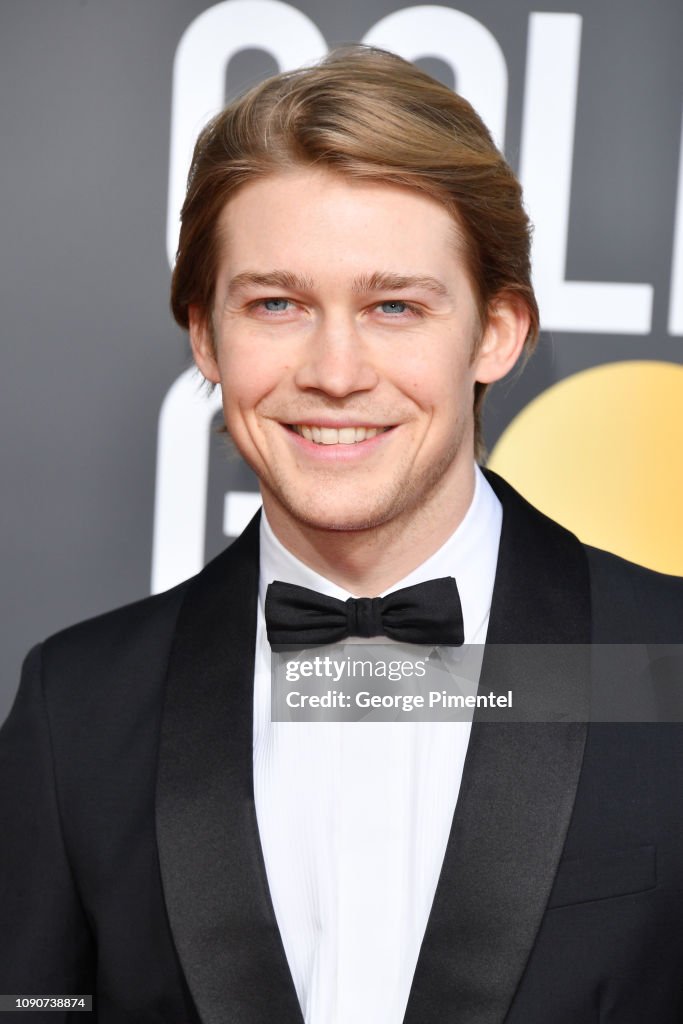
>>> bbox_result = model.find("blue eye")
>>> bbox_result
[263,298,290,312]
[380,301,407,314]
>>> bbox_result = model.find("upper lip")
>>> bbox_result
[284,420,396,428]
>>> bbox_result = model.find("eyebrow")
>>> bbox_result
[351,271,449,298]
[225,269,450,301]
[226,271,316,300]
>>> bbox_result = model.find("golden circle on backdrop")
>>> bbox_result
[487,360,683,576]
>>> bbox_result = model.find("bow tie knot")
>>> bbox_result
[346,596,384,638]
[265,577,464,649]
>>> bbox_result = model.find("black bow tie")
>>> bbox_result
[265,577,464,649]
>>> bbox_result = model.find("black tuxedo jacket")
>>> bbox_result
[2,471,683,1023]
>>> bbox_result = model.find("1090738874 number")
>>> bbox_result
[0,995,92,1012]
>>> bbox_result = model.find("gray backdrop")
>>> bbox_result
[2,0,682,722]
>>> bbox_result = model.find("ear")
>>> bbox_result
[188,305,221,384]
[473,295,531,385]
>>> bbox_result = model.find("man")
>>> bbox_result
[1,46,683,1024]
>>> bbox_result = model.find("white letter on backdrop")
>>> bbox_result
[519,12,653,334]
[151,369,223,593]
[668,108,683,335]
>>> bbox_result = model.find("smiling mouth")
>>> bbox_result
[287,424,394,445]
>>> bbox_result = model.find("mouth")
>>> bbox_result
[286,424,394,445]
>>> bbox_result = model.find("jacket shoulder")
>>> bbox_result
[585,544,683,642]
[27,510,262,714]
[484,467,682,642]
[42,578,190,665]
[33,579,193,717]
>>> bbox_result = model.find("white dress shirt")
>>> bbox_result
[252,465,502,1023]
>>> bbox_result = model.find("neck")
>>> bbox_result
[262,464,477,596]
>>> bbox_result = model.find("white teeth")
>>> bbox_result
[291,425,388,445]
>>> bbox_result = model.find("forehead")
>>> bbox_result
[214,168,467,279]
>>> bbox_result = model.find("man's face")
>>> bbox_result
[191,168,523,537]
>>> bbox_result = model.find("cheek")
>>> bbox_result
[218,346,291,409]
[395,348,473,411]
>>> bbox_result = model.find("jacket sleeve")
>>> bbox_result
[0,644,96,1019]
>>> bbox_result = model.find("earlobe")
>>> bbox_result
[188,305,221,384]
[474,297,530,385]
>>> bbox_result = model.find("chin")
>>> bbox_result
[288,504,388,534]
[271,485,411,535]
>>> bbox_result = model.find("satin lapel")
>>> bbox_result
[155,513,304,1024]
[403,471,591,1024]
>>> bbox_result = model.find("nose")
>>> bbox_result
[294,313,380,398]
